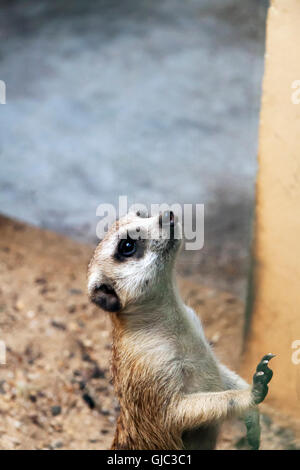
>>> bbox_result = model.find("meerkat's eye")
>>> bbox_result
[118,237,137,257]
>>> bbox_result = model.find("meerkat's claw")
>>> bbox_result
[262,353,276,361]
[251,354,275,405]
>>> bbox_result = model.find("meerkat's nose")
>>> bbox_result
[159,210,175,228]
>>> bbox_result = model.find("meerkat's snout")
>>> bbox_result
[87,210,182,314]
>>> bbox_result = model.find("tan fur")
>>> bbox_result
[87,212,256,450]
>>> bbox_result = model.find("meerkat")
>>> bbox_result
[87,210,274,450]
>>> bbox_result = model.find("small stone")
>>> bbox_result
[82,338,92,348]
[15,300,24,311]
[82,393,95,410]
[0,380,6,394]
[51,320,66,331]
[51,406,62,417]
[91,365,105,379]
[50,440,63,449]
[35,277,47,285]
[69,288,83,295]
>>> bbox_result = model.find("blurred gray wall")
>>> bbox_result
[0,0,267,292]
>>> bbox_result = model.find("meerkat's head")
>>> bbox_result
[87,210,182,313]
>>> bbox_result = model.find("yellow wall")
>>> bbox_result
[243,0,300,417]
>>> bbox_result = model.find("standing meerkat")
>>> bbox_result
[87,210,274,450]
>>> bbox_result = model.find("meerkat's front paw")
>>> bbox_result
[251,354,275,405]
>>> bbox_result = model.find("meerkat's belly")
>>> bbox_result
[180,345,224,394]
[180,355,223,450]
[178,306,224,394]
[179,324,224,450]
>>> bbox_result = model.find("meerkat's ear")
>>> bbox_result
[90,283,121,313]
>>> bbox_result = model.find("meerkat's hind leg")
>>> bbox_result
[244,408,260,450]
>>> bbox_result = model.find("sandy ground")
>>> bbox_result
[0,215,299,450]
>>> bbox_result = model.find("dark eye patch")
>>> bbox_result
[118,238,137,257]
[114,235,146,262]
